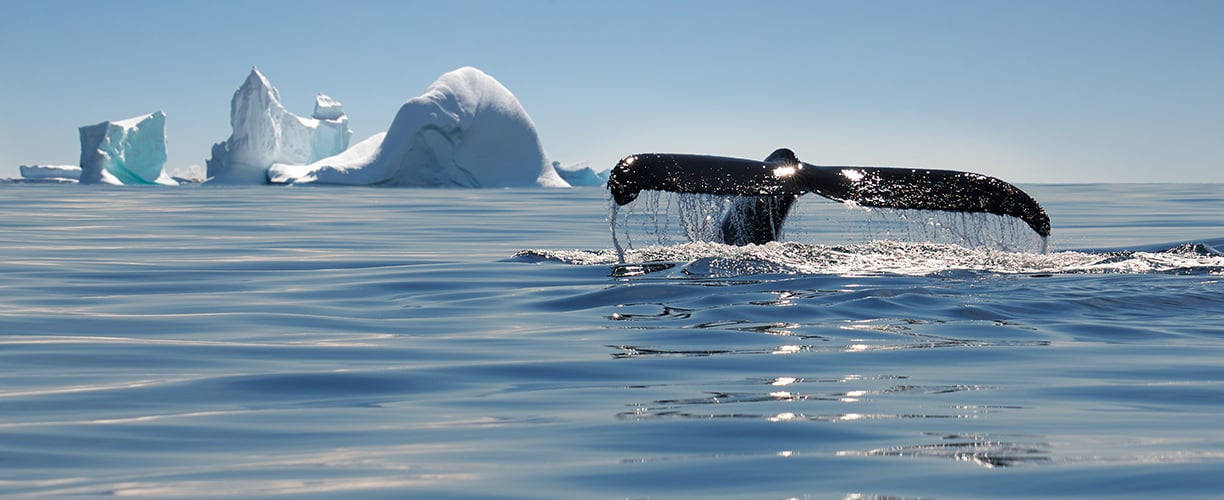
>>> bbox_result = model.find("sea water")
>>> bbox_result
[0,183,1221,498]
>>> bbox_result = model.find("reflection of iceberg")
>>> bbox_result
[78,111,175,185]
[207,68,352,184]
[20,165,82,183]
[269,67,567,188]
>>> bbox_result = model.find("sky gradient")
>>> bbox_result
[2,0,1221,183]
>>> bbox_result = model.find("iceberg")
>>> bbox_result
[166,164,206,184]
[206,68,352,184]
[78,111,175,185]
[313,93,344,120]
[20,164,82,183]
[553,161,610,186]
[269,66,567,188]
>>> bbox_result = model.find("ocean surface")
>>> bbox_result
[0,182,1221,499]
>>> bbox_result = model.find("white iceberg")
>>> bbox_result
[553,161,610,186]
[20,164,82,183]
[206,67,352,184]
[269,66,567,188]
[313,93,345,120]
[78,111,175,185]
[166,164,206,183]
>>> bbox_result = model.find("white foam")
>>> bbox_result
[520,241,1224,277]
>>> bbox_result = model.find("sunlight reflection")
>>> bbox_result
[0,409,252,429]
[0,378,184,398]
[772,165,797,178]
[770,376,798,386]
[840,168,865,182]
[25,444,487,496]
[0,334,390,348]
[840,389,868,403]
[837,433,1053,468]
[758,290,809,308]
[101,476,480,497]
[772,345,806,355]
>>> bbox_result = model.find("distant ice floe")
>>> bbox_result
[166,164,206,184]
[269,67,568,188]
[78,111,176,186]
[206,67,352,184]
[553,161,609,187]
[19,165,82,183]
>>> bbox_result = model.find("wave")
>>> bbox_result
[514,239,1224,277]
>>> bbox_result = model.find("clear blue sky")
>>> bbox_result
[2,0,1221,183]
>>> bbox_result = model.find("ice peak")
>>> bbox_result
[313,93,344,121]
[206,68,352,184]
[241,66,279,103]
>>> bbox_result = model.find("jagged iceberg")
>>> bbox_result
[206,68,352,184]
[20,165,82,183]
[268,66,567,188]
[78,111,175,185]
[313,94,344,121]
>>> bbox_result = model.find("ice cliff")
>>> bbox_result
[206,68,352,184]
[268,66,567,188]
[78,111,175,185]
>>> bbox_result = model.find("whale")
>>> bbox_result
[607,148,1051,245]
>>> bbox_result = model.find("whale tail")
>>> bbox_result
[719,193,800,246]
[607,149,1051,244]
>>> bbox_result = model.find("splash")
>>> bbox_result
[515,240,1224,277]
[608,190,1050,258]
[610,190,735,260]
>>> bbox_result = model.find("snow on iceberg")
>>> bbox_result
[78,111,175,185]
[20,164,82,183]
[313,93,345,120]
[206,67,352,184]
[268,66,567,188]
[553,161,610,186]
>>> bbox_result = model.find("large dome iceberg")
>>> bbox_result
[269,67,567,188]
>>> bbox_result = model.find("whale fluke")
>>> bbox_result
[607,149,1051,243]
